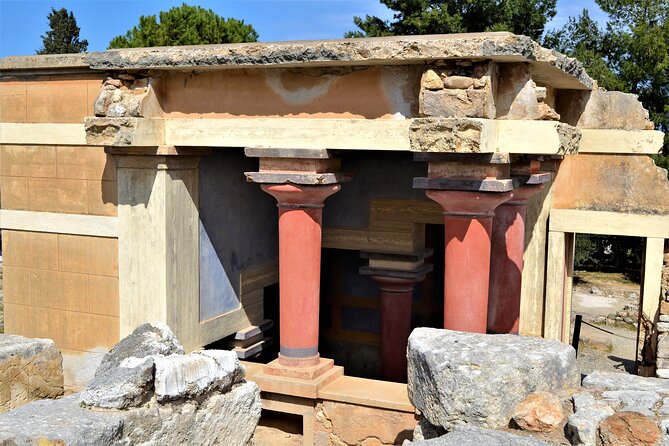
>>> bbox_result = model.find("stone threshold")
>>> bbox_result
[241,360,415,413]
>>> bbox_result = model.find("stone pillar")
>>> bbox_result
[244,148,349,398]
[113,146,208,351]
[426,191,512,333]
[487,185,544,334]
[360,250,432,382]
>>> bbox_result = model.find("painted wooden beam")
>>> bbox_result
[0,210,118,237]
[550,209,669,238]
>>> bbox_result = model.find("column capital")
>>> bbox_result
[260,183,341,208]
[426,190,513,217]
[506,184,545,206]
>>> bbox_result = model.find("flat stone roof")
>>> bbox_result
[0,33,593,89]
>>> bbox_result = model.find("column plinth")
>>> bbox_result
[487,185,544,334]
[426,190,513,333]
[261,183,340,369]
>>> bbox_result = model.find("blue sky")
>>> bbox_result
[0,0,606,58]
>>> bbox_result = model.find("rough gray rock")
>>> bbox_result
[0,334,64,412]
[407,425,561,445]
[154,350,244,402]
[567,393,615,446]
[0,383,260,446]
[80,356,155,409]
[0,394,125,445]
[601,390,661,416]
[420,89,493,119]
[583,370,669,393]
[95,322,183,378]
[409,117,491,153]
[407,328,579,430]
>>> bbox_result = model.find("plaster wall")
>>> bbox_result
[160,66,421,119]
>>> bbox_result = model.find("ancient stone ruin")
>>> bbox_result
[0,32,668,445]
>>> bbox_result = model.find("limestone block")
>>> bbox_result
[422,69,444,90]
[0,334,64,413]
[601,390,662,416]
[406,425,562,445]
[583,370,669,393]
[154,350,244,402]
[598,411,661,446]
[407,328,579,430]
[419,89,493,119]
[0,382,261,446]
[80,356,155,409]
[558,89,655,130]
[409,118,494,153]
[95,322,184,378]
[566,393,615,446]
[511,391,564,432]
[313,400,415,446]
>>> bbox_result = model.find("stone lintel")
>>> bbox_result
[359,263,433,279]
[413,177,514,192]
[360,248,434,262]
[244,171,351,185]
[245,147,332,159]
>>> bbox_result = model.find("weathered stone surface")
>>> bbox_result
[423,69,444,90]
[95,322,183,378]
[80,356,155,409]
[154,350,244,402]
[0,335,64,413]
[558,89,655,130]
[0,383,261,446]
[420,89,493,118]
[313,400,415,446]
[407,328,579,430]
[409,118,491,153]
[583,370,669,393]
[598,411,661,446]
[407,425,562,445]
[512,391,564,432]
[567,393,615,446]
[122,381,260,446]
[0,394,125,445]
[442,75,476,90]
[659,335,669,359]
[80,33,594,89]
[412,417,447,442]
[601,390,662,416]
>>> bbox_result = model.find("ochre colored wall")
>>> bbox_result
[0,74,101,123]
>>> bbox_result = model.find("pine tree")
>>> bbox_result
[108,4,258,49]
[345,0,557,40]
[37,7,88,54]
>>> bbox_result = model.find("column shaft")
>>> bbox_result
[427,190,512,333]
[262,183,340,367]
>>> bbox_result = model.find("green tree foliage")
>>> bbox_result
[574,234,642,279]
[345,0,557,40]
[108,3,258,49]
[37,7,88,54]
[544,0,669,169]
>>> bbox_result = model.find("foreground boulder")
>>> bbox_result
[0,323,261,446]
[407,328,579,430]
[0,334,64,413]
[407,425,562,445]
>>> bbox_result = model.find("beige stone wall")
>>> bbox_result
[0,145,117,216]
[0,74,101,124]
[2,230,119,351]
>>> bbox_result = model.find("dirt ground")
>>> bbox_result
[570,271,641,375]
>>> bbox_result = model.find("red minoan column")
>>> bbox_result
[426,190,512,333]
[360,250,432,382]
[487,185,544,334]
[261,183,340,367]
